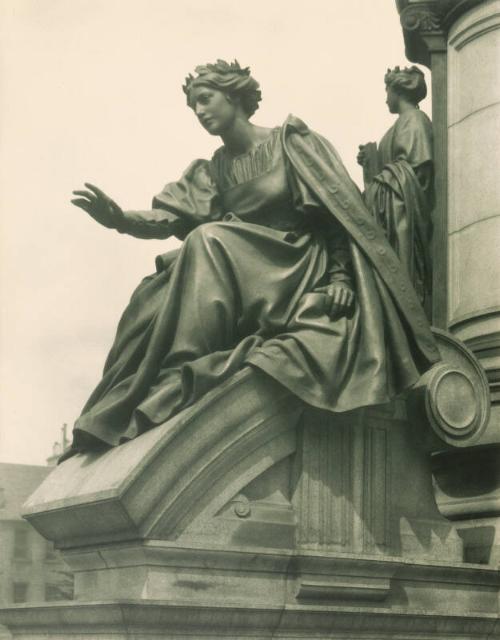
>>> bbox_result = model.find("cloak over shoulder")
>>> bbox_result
[281,115,439,368]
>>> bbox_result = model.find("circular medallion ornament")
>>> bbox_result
[418,329,491,448]
[429,367,478,435]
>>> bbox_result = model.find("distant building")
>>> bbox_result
[0,463,73,608]
[45,424,70,467]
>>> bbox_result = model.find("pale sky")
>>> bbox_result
[0,0,431,465]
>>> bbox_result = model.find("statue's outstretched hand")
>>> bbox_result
[315,282,355,320]
[71,183,124,229]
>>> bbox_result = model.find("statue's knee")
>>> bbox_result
[185,222,225,247]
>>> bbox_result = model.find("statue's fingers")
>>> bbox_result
[314,285,329,295]
[337,289,347,307]
[85,183,107,199]
[71,198,91,211]
[332,288,343,306]
[72,190,96,202]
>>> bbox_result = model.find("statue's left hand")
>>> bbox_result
[315,283,355,320]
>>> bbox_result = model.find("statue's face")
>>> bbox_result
[385,86,400,114]
[190,85,237,135]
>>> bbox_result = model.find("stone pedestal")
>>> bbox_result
[0,354,498,639]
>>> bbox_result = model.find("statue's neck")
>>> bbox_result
[221,120,271,158]
[398,101,418,115]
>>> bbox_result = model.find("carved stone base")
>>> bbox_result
[2,555,499,640]
[2,360,498,638]
[20,368,464,565]
[1,544,499,639]
[294,405,463,562]
[457,516,500,565]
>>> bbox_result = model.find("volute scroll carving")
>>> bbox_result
[409,328,491,451]
[400,5,442,33]
[232,493,251,519]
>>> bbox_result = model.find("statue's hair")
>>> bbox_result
[384,65,427,105]
[183,59,262,117]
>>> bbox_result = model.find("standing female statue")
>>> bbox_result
[358,66,434,313]
[63,60,439,461]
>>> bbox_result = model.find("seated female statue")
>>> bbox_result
[358,66,434,314]
[63,59,440,461]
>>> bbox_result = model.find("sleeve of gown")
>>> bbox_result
[325,220,354,288]
[116,159,222,240]
[392,110,433,170]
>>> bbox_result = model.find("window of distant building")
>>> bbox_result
[44,571,74,601]
[13,527,30,560]
[45,584,60,601]
[13,582,28,603]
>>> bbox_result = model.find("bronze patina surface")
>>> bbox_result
[359,66,434,313]
[66,60,439,458]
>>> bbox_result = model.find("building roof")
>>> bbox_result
[0,463,52,521]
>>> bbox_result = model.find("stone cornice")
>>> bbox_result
[400,2,443,33]
[2,599,499,638]
[396,1,445,65]
[396,0,487,65]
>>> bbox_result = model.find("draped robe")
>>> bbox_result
[364,109,435,312]
[67,115,440,454]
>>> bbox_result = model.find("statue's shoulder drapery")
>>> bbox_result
[281,114,439,366]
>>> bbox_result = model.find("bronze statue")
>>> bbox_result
[63,60,439,461]
[358,66,434,313]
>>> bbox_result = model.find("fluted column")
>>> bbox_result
[446,1,500,413]
[397,0,500,415]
